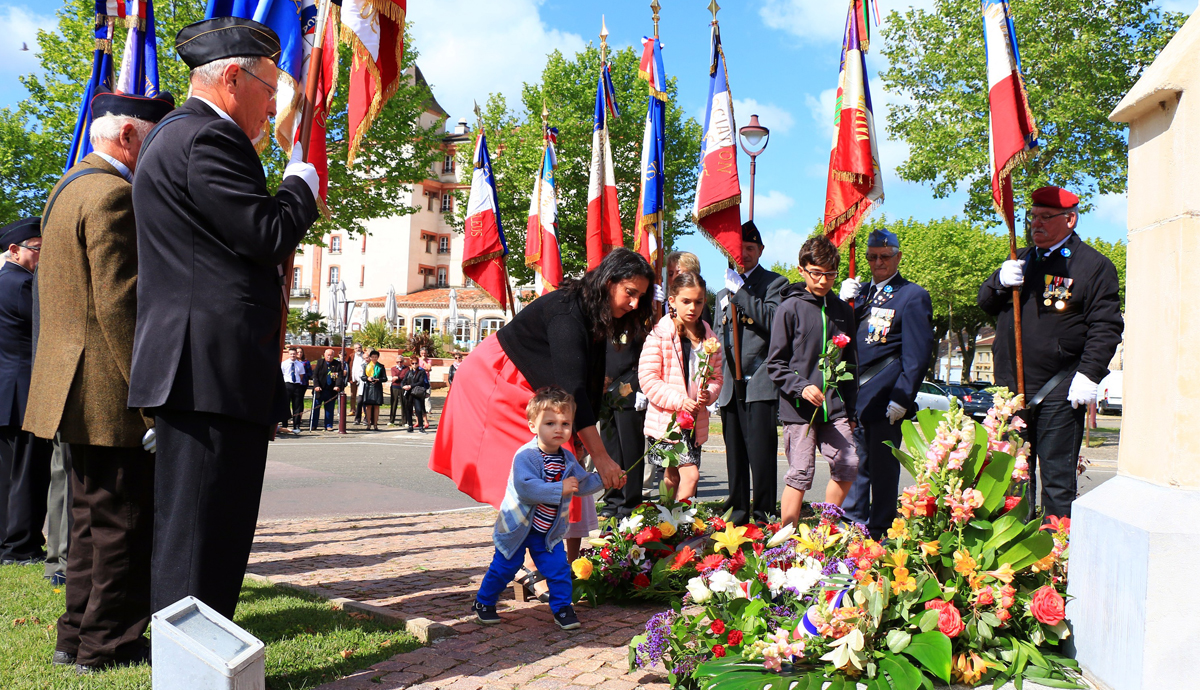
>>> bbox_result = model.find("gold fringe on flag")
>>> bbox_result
[342,0,405,168]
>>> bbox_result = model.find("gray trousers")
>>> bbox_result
[45,434,72,576]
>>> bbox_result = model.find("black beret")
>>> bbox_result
[91,87,176,124]
[176,16,281,70]
[741,220,763,246]
[0,217,40,248]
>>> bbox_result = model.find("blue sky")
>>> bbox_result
[6,0,1194,288]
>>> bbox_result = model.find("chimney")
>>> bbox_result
[453,118,469,135]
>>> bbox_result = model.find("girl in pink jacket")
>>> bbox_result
[638,272,724,502]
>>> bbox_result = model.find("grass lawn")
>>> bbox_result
[0,565,419,690]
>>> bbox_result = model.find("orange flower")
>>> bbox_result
[952,652,990,684]
[669,546,696,571]
[952,550,977,577]
[988,563,1015,584]
[919,540,940,557]
[886,518,909,541]
[891,567,918,593]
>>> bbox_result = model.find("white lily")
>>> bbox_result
[656,503,698,529]
[686,576,712,603]
[766,523,796,548]
[820,628,865,670]
[707,569,743,595]
[618,514,644,533]
[766,567,787,597]
[784,561,823,595]
[629,545,646,563]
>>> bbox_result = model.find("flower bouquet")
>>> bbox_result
[629,392,1084,689]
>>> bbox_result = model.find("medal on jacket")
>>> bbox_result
[1042,275,1073,310]
[866,307,895,344]
[872,284,895,306]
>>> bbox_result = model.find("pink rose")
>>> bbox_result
[1029,586,1066,626]
[937,603,965,638]
[832,333,851,349]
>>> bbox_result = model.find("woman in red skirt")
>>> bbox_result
[430,248,655,516]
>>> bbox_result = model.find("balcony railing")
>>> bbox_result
[290,287,311,298]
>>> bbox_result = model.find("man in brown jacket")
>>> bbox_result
[24,88,173,673]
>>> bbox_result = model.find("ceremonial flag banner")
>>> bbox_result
[116,0,159,97]
[463,130,509,311]
[276,0,321,150]
[291,1,339,203]
[342,0,406,167]
[634,36,667,269]
[693,20,743,272]
[65,0,119,169]
[983,0,1039,227]
[525,127,563,294]
[586,62,623,270]
[824,0,884,248]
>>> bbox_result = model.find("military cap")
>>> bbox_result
[176,16,281,70]
[1030,185,1079,209]
[741,220,763,246]
[867,228,900,249]
[0,217,40,248]
[91,87,176,124]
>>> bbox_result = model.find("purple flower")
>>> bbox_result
[634,611,676,669]
[811,502,845,522]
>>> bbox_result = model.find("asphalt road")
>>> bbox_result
[260,412,1122,519]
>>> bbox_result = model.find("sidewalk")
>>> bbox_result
[248,509,670,690]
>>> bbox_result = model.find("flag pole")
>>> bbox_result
[1006,183,1026,397]
[651,0,664,321]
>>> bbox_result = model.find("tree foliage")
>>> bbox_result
[467,44,703,283]
[880,0,1185,222]
[4,0,443,243]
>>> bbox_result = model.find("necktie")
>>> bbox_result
[865,284,877,303]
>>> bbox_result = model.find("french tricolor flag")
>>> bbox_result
[525,127,563,294]
[462,129,509,311]
[634,36,667,270]
[983,0,1039,228]
[692,20,743,272]
[586,62,623,270]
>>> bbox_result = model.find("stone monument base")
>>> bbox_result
[1067,474,1200,690]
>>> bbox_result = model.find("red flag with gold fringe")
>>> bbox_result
[341,0,405,167]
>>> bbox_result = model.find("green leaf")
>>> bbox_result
[886,629,912,654]
[627,634,646,671]
[996,531,1054,572]
[974,451,1016,518]
[900,631,953,684]
[915,408,941,440]
[918,578,942,604]
[981,511,1027,553]
[900,419,930,462]
[879,653,924,690]
[916,608,939,632]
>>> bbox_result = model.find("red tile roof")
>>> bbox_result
[357,288,505,309]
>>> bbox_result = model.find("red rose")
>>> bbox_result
[712,644,726,658]
[976,589,995,607]
[633,573,651,589]
[1002,496,1022,513]
[937,603,965,638]
[600,547,612,562]
[678,409,695,430]
[757,572,768,583]
[832,333,851,349]
[726,630,743,646]
[1029,586,1066,626]
[996,608,1011,624]
[710,620,726,635]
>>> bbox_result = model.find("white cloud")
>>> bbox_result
[2,5,57,106]
[758,227,810,268]
[1157,0,1196,14]
[731,97,794,134]
[407,0,585,125]
[742,189,795,219]
[760,0,937,44]
[805,88,837,139]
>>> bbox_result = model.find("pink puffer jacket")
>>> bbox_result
[638,315,724,445]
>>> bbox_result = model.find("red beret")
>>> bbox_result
[1030,186,1079,209]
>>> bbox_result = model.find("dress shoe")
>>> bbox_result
[45,571,66,586]
[52,650,76,666]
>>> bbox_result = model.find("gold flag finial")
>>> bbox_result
[473,100,483,131]
[650,0,661,38]
[600,15,609,62]
[708,0,720,23]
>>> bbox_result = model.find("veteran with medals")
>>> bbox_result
[714,221,789,525]
[838,229,934,538]
[978,186,1122,520]
[128,17,319,618]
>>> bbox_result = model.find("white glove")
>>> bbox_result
[284,142,319,201]
[999,259,1025,288]
[839,278,862,302]
[1067,372,1098,409]
[142,428,156,453]
[653,284,666,304]
[886,402,907,425]
[724,268,744,295]
[635,392,649,411]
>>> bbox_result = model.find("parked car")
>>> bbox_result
[916,381,951,412]
[946,384,994,420]
[1097,371,1122,414]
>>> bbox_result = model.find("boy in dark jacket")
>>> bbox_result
[766,235,859,526]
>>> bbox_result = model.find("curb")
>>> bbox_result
[243,572,456,644]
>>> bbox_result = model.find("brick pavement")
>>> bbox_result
[249,509,671,690]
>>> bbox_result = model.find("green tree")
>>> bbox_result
[5,0,442,241]
[880,0,1185,222]
[469,44,703,282]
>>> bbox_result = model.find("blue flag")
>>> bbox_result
[65,0,117,171]
[634,36,667,267]
[117,0,160,97]
[206,0,303,86]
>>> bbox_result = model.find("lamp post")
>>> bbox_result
[738,113,770,222]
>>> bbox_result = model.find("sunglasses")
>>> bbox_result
[865,252,897,262]
[1026,210,1072,223]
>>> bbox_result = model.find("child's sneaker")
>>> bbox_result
[553,605,580,630]
[471,600,501,624]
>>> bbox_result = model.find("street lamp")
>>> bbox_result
[738,114,770,221]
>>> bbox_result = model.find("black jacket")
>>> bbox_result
[0,262,34,427]
[313,359,345,393]
[978,232,1122,401]
[128,98,319,424]
[402,367,429,394]
[766,284,858,425]
[604,335,645,411]
[851,273,934,423]
[496,289,605,430]
[714,265,790,405]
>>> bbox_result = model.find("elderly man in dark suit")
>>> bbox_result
[128,17,319,618]
[714,221,790,525]
[25,90,173,672]
[839,229,934,538]
[0,218,52,566]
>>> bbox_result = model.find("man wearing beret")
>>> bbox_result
[128,17,319,618]
[25,89,172,671]
[714,221,790,525]
[838,229,934,538]
[0,218,53,567]
[978,186,1122,520]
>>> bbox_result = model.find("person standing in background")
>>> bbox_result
[350,343,365,425]
[389,355,411,427]
[311,349,344,431]
[403,362,430,433]
[281,347,307,432]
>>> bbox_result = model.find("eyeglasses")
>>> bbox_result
[865,252,897,262]
[240,67,278,98]
[17,243,40,252]
[803,267,838,280]
[1026,210,1073,223]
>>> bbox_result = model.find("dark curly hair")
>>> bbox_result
[561,247,656,344]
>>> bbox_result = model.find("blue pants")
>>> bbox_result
[476,531,572,612]
[844,419,903,538]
